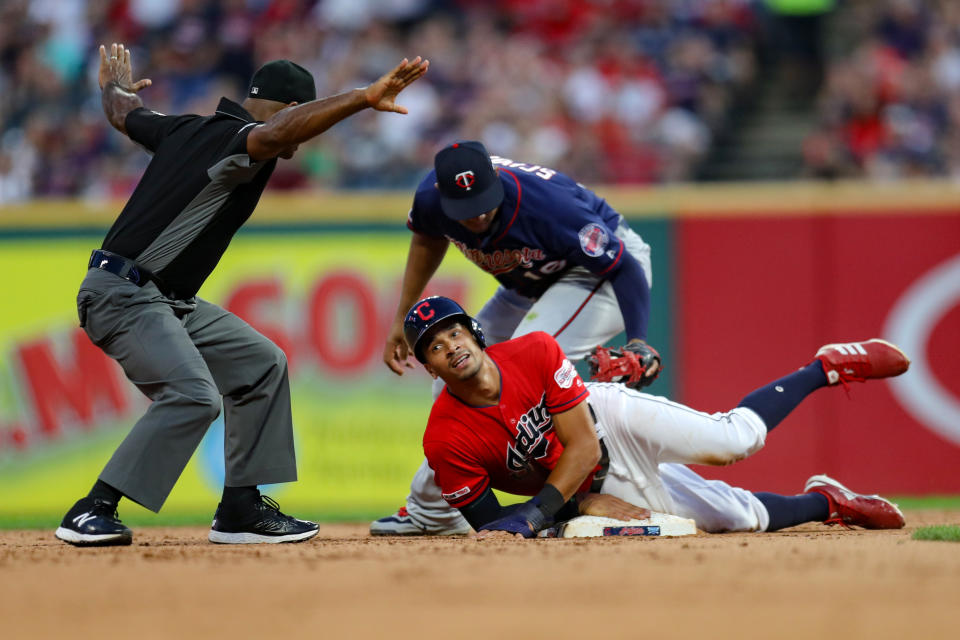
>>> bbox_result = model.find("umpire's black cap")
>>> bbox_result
[434,141,504,220]
[248,60,316,104]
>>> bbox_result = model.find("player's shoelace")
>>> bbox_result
[823,514,852,529]
[258,495,297,522]
[90,500,123,522]
[836,361,869,383]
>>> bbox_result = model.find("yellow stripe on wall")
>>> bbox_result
[3,179,960,228]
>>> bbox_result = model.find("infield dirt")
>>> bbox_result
[3,509,958,639]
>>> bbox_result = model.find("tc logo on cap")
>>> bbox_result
[455,171,475,191]
[434,140,505,220]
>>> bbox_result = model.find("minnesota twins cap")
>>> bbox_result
[248,60,316,104]
[434,140,504,220]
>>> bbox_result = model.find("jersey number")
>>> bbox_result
[523,259,566,280]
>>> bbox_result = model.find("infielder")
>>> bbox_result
[374,140,661,535]
[55,43,428,546]
[402,296,908,537]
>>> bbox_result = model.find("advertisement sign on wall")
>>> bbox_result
[677,213,960,494]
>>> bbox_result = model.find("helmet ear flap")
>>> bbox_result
[469,317,486,350]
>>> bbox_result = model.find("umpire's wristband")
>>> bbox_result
[533,484,566,519]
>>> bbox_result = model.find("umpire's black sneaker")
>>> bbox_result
[55,497,133,547]
[208,494,319,544]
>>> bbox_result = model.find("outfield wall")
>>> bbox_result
[1,180,958,522]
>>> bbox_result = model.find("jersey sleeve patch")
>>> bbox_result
[578,223,609,257]
[441,476,490,508]
[554,358,577,389]
[441,486,472,502]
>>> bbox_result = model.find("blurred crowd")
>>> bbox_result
[0,0,761,203]
[804,0,960,180]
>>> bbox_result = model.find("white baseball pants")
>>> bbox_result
[586,382,771,532]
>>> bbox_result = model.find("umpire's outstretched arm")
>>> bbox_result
[99,43,152,134]
[246,56,429,161]
[96,41,429,161]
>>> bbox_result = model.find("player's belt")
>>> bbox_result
[587,402,610,493]
[590,438,610,493]
[88,249,172,297]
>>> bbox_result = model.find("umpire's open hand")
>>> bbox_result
[364,56,430,114]
[383,321,415,375]
[99,43,151,92]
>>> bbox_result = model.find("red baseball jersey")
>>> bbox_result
[423,331,592,509]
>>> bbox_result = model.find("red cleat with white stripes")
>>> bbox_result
[804,475,905,529]
[815,339,910,385]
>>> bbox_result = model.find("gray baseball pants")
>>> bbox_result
[77,268,297,512]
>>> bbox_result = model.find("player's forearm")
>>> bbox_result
[544,439,601,502]
[547,402,602,501]
[254,89,368,152]
[392,233,449,322]
[101,81,143,134]
[609,252,650,341]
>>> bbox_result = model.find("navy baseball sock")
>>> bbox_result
[737,361,828,432]
[88,479,123,504]
[754,492,830,531]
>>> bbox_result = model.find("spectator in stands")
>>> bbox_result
[0,0,762,197]
[804,0,960,179]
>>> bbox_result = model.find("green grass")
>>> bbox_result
[912,525,960,542]
[890,496,960,510]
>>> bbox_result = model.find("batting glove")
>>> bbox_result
[478,500,551,538]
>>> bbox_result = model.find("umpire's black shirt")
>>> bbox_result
[101,98,276,299]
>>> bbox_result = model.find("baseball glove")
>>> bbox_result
[587,342,662,389]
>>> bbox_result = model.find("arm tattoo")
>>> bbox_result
[102,81,144,135]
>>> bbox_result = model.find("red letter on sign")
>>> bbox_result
[224,278,297,369]
[308,272,378,373]
[17,330,130,438]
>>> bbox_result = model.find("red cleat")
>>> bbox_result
[804,474,905,529]
[815,339,910,385]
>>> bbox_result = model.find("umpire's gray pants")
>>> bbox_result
[78,269,297,512]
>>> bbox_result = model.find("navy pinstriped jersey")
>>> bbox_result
[407,156,628,299]
[101,98,275,299]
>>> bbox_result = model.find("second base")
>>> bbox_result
[538,512,697,538]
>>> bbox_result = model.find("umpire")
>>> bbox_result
[55,43,429,546]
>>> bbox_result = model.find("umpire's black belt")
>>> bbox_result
[88,249,171,297]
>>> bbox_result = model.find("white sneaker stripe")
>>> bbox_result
[854,343,867,355]
[72,513,96,527]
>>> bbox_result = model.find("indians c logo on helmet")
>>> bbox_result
[455,170,475,191]
[414,301,434,321]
